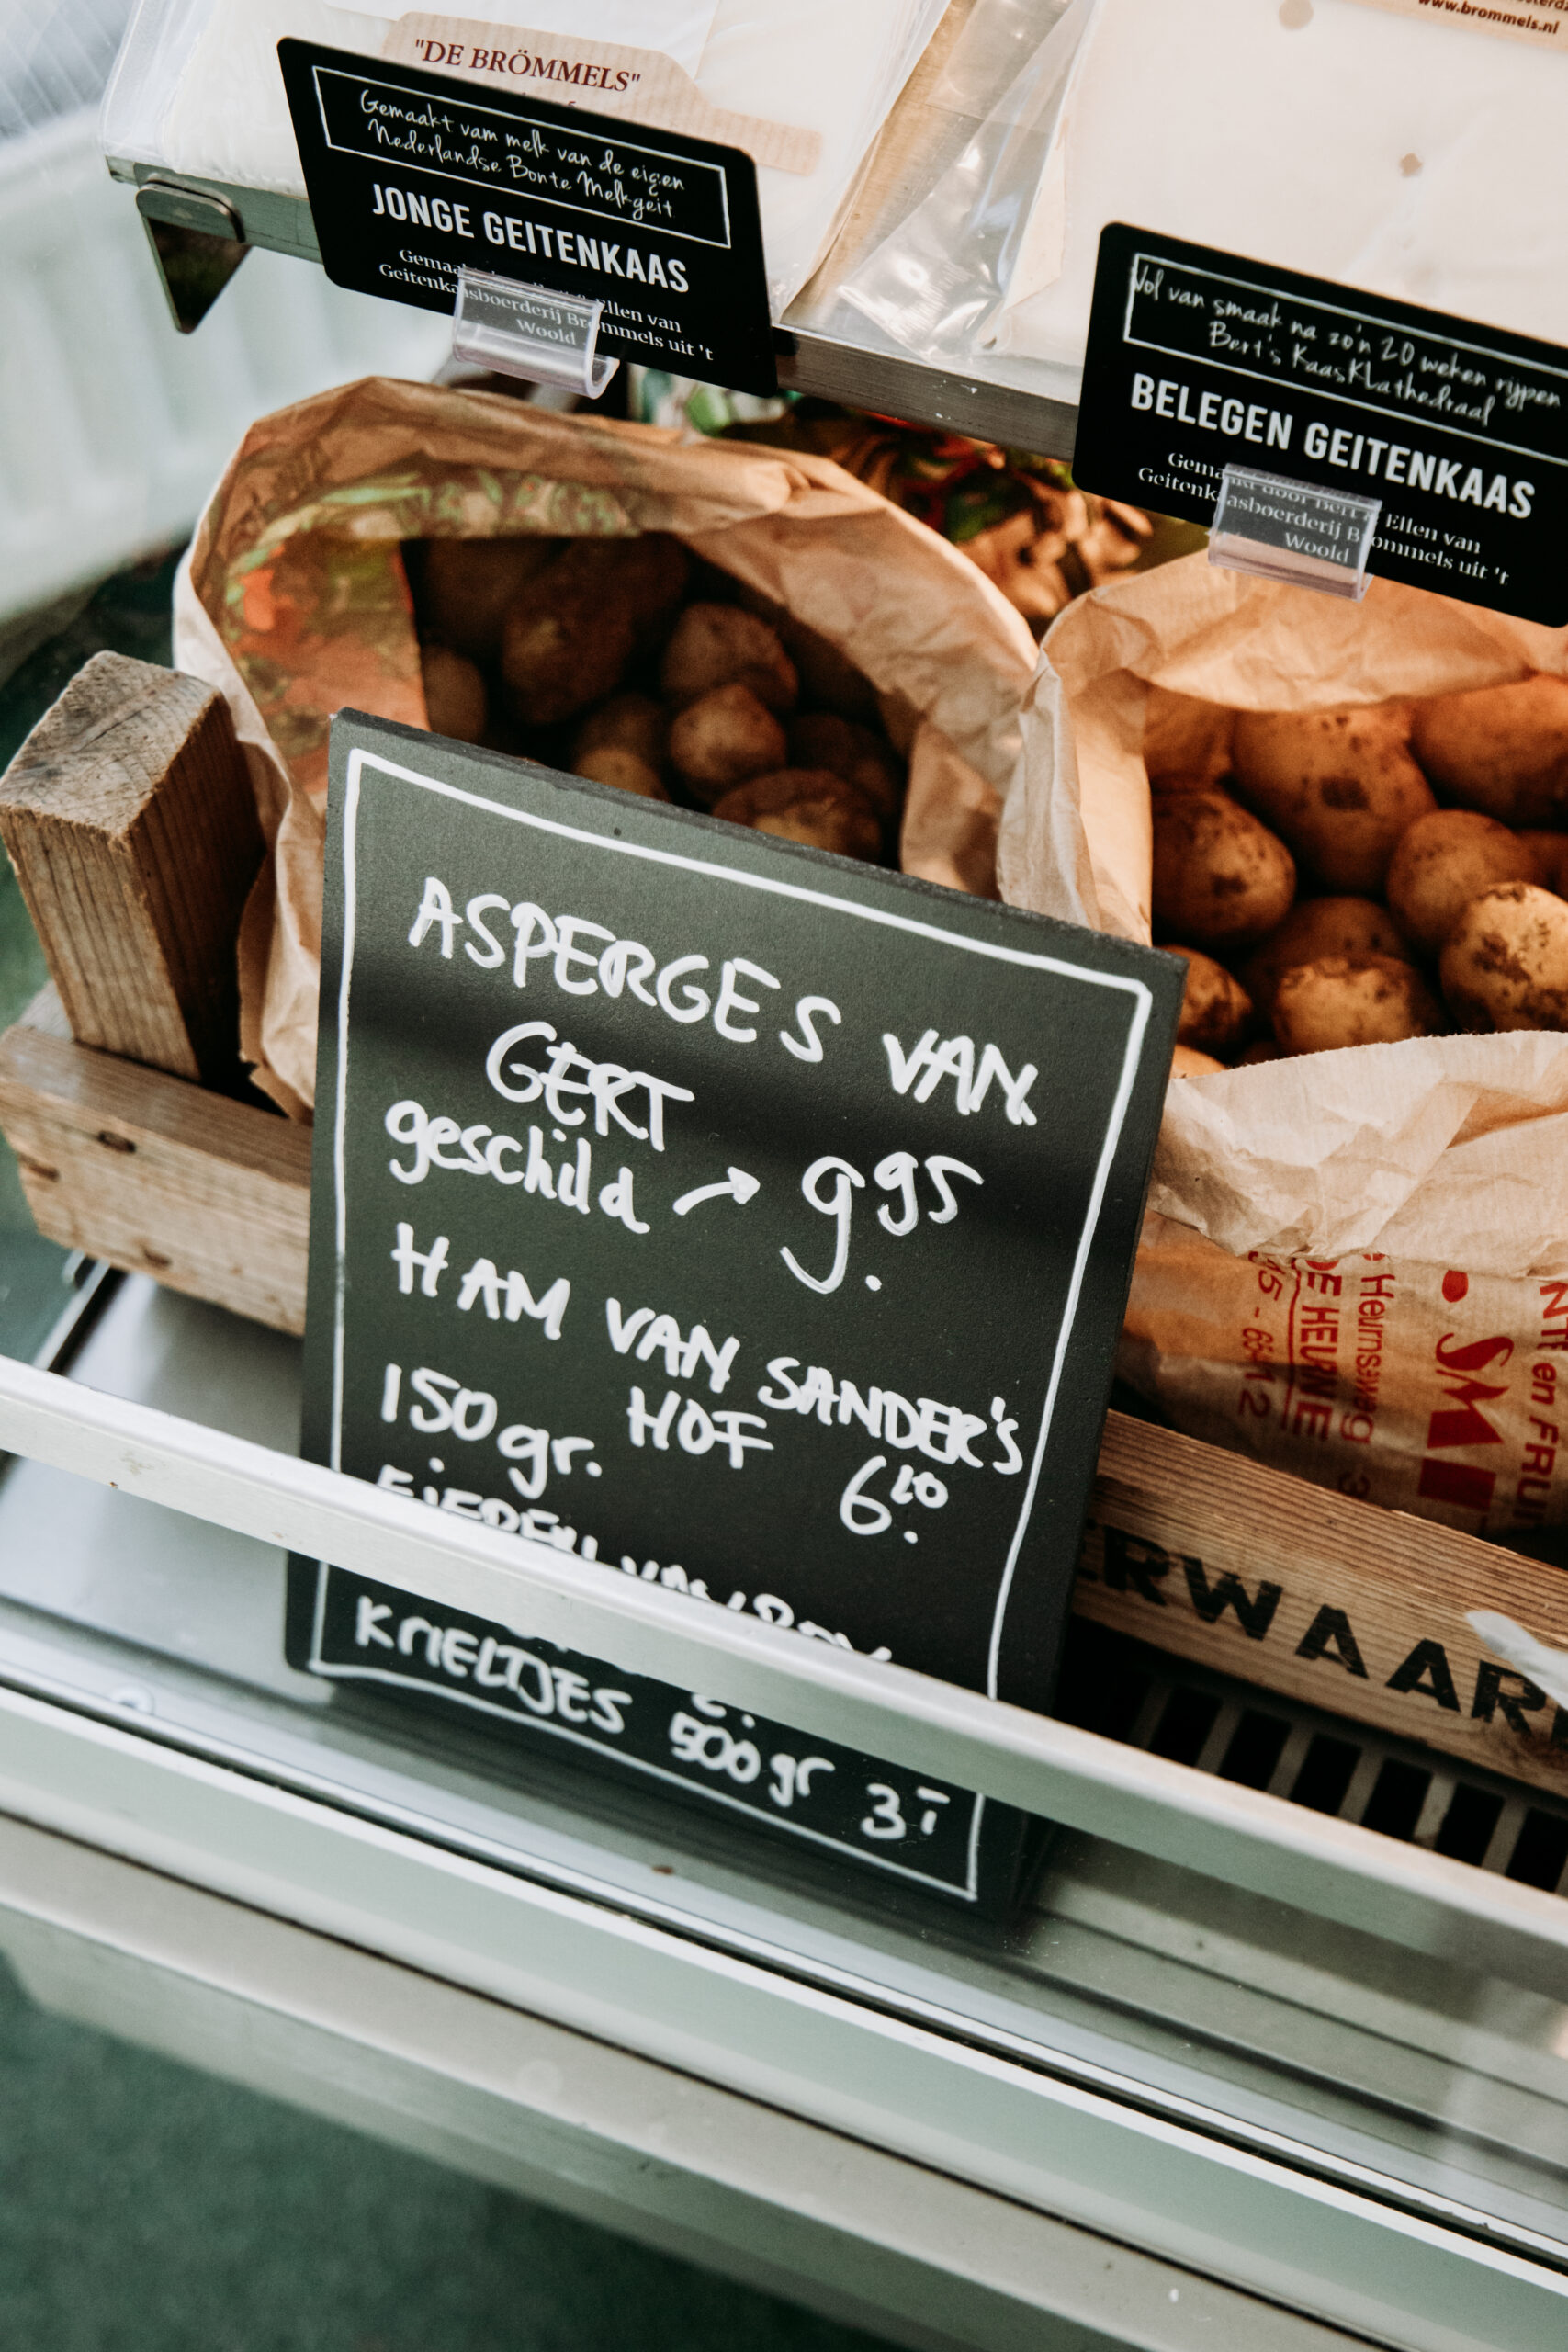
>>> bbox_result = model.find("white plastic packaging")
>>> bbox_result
[846,0,1568,387]
[101,0,946,313]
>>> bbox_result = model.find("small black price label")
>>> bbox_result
[279,39,776,394]
[1075,223,1568,626]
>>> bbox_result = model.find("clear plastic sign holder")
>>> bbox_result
[452,267,619,400]
[1208,464,1380,602]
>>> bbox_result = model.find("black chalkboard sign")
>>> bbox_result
[279,40,775,394]
[1075,224,1568,626]
[289,711,1180,1901]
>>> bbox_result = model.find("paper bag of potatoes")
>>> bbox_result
[173,377,1036,1116]
[1002,551,1568,1538]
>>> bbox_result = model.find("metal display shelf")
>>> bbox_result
[2,1278,1568,2349]
[108,157,1082,458]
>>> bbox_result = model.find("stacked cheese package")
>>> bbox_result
[101,0,946,312]
[845,0,1568,387]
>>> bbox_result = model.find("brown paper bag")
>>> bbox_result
[1001,551,1568,1535]
[172,378,1036,1118]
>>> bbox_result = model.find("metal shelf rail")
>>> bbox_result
[1,1347,1568,2351]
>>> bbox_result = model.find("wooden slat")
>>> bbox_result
[1077,1412,1568,1799]
[0,992,310,1335]
[0,651,262,1084]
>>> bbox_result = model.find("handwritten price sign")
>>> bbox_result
[290,715,1179,1899]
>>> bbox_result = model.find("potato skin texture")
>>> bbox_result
[1385,808,1541,954]
[660,604,797,714]
[1410,673,1568,827]
[1440,882,1568,1031]
[1170,1044,1224,1078]
[500,536,689,725]
[1168,945,1253,1054]
[571,691,669,771]
[1152,789,1295,952]
[713,769,882,860]
[416,537,559,662]
[1145,687,1234,793]
[1230,701,1435,892]
[670,684,787,801]
[1273,954,1441,1055]
[785,713,902,816]
[420,644,487,743]
[1242,895,1412,1016]
[574,745,669,800]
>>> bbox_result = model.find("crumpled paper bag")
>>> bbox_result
[175,377,1037,1117]
[1001,550,1568,1534]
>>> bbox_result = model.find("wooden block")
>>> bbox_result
[1077,1411,1568,1799]
[0,651,262,1085]
[0,990,310,1335]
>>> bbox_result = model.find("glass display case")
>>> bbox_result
[3,6,1568,2346]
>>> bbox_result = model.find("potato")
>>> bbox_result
[736,583,878,718]
[1152,789,1295,952]
[1410,673,1568,827]
[574,746,669,800]
[572,692,668,768]
[1517,831,1568,895]
[416,536,559,662]
[1273,955,1441,1055]
[670,685,788,802]
[661,604,797,714]
[1439,882,1568,1031]
[712,769,882,860]
[1236,1038,1282,1065]
[786,714,902,817]
[1145,687,1234,793]
[1167,946,1253,1055]
[1170,1045,1224,1078]
[501,536,689,725]
[1242,896,1413,1017]
[1230,701,1435,892]
[1384,808,1541,954]
[420,644,487,743]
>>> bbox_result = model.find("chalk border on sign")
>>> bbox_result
[325,746,1155,1719]
[300,1559,990,1897]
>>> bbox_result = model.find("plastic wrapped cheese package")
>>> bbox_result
[845,0,1568,386]
[100,0,947,311]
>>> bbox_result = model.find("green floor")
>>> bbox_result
[0,574,895,2349]
[0,1962,886,2352]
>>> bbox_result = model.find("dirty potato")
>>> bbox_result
[660,603,797,713]
[572,691,668,767]
[1384,808,1542,954]
[420,644,487,742]
[1410,673,1568,827]
[501,536,689,725]
[670,684,787,801]
[1273,955,1441,1055]
[712,769,882,860]
[1152,789,1296,953]
[786,713,902,817]
[416,536,560,662]
[1439,881,1568,1030]
[1230,701,1435,893]
[1242,895,1414,1017]
[1168,946,1253,1055]
[1144,686,1234,793]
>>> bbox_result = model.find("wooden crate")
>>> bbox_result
[3,656,1566,1799]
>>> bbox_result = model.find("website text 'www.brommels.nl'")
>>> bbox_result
[1415,0,1562,35]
